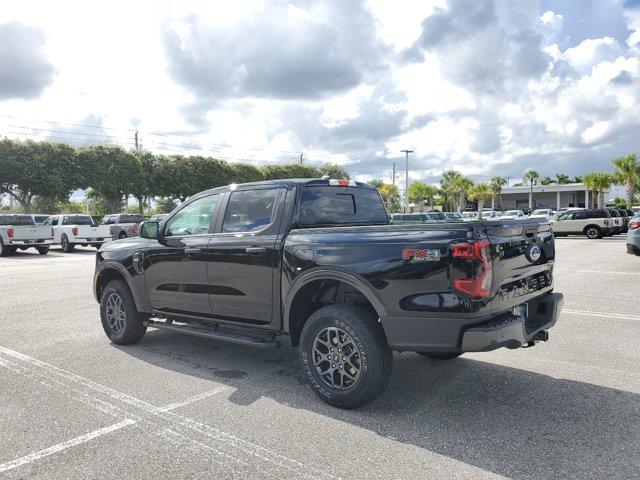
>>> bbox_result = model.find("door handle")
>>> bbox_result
[184,247,202,255]
[245,246,267,255]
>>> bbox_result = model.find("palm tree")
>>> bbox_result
[524,170,539,209]
[440,170,463,211]
[555,173,570,184]
[452,176,474,212]
[612,154,640,209]
[468,183,492,219]
[490,176,507,210]
[583,172,613,209]
[408,181,438,210]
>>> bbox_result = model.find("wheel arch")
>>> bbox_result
[284,269,387,347]
[583,224,602,236]
[95,263,142,311]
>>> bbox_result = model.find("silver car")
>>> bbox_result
[627,214,640,255]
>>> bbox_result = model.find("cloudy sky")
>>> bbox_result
[1,0,639,188]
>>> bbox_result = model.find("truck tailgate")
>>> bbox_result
[483,219,555,315]
[9,225,52,242]
[77,225,111,239]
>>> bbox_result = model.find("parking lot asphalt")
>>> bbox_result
[1,237,638,479]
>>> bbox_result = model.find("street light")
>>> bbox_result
[401,149,413,213]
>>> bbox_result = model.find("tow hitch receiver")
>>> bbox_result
[523,330,549,348]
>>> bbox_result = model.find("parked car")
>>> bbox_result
[550,209,613,239]
[391,212,448,223]
[94,178,562,409]
[500,210,526,220]
[98,214,144,240]
[45,214,112,252]
[627,214,640,255]
[442,212,463,220]
[461,211,478,220]
[0,214,53,256]
[30,214,51,225]
[529,209,554,221]
[604,209,624,235]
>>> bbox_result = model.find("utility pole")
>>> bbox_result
[134,131,139,150]
[401,149,413,213]
[392,162,396,186]
[299,152,303,164]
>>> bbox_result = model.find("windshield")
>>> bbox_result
[503,210,520,216]
[531,210,548,215]
[64,215,95,226]
[298,186,388,226]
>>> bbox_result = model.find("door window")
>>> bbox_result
[164,194,219,237]
[572,211,587,220]
[222,189,278,233]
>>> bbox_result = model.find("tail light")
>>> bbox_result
[630,220,640,230]
[451,240,493,298]
[329,179,356,187]
[7,227,14,238]
[604,220,609,226]
[71,227,78,236]
[130,224,139,236]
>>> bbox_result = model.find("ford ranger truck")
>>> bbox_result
[0,214,53,256]
[94,179,563,409]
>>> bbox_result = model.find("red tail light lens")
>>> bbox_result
[7,227,14,238]
[604,220,609,226]
[329,179,356,187]
[130,225,138,236]
[630,220,640,230]
[451,240,493,298]
[72,227,78,236]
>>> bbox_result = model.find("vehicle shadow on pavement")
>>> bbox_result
[118,331,639,480]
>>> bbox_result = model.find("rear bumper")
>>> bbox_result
[74,238,111,245]
[7,239,53,246]
[381,292,564,353]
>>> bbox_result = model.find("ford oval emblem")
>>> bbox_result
[527,245,542,263]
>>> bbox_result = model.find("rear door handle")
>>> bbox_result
[184,247,202,255]
[245,246,267,255]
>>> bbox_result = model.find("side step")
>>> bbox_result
[143,319,280,349]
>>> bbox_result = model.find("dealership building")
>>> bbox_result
[495,183,623,210]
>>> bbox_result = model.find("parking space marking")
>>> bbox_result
[0,419,136,473]
[0,346,338,480]
[563,309,640,322]
[160,386,230,412]
[575,270,640,276]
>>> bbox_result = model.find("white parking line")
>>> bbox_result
[563,309,640,322]
[0,419,136,473]
[160,386,230,412]
[575,270,640,275]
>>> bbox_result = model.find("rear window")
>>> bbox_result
[63,215,95,226]
[298,186,388,226]
[0,215,35,226]
[119,215,144,223]
[586,210,610,219]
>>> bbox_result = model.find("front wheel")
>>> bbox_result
[300,304,393,409]
[416,352,463,360]
[585,226,602,239]
[61,234,75,252]
[36,246,49,255]
[100,279,147,344]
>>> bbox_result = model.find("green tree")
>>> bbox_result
[368,179,384,189]
[230,163,264,184]
[555,173,570,184]
[490,176,507,209]
[524,170,539,209]
[583,172,612,209]
[440,170,464,211]
[378,183,400,212]
[130,150,156,214]
[540,176,553,185]
[0,139,78,213]
[612,153,639,209]
[260,163,321,180]
[451,176,473,212]
[319,163,350,179]
[408,181,438,209]
[467,182,492,219]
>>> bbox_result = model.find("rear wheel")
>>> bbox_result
[61,234,75,252]
[300,304,393,409]
[118,232,127,240]
[416,352,463,360]
[100,279,146,344]
[584,226,602,239]
[0,239,6,256]
[36,246,49,255]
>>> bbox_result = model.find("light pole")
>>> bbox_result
[401,150,413,213]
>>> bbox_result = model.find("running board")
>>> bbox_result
[143,319,280,349]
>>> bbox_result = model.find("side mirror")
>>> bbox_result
[140,221,160,240]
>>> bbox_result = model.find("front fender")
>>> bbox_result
[94,260,150,312]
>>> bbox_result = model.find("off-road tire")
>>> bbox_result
[300,304,393,409]
[584,226,602,239]
[416,352,463,360]
[100,279,147,345]
[61,234,75,252]
[0,238,6,256]
[36,246,49,255]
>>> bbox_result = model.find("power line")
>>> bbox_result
[0,114,137,132]
[8,125,124,140]
[7,131,136,146]
[146,131,301,155]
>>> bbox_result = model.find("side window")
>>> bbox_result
[573,211,587,220]
[62,216,70,225]
[44,217,52,226]
[557,212,571,220]
[222,189,278,233]
[165,194,219,237]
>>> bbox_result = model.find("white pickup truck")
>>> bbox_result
[0,214,53,256]
[44,214,111,253]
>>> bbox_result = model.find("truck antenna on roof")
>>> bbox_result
[321,174,330,179]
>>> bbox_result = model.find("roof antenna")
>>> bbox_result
[321,174,330,179]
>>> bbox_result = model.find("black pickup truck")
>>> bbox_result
[94,178,563,408]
